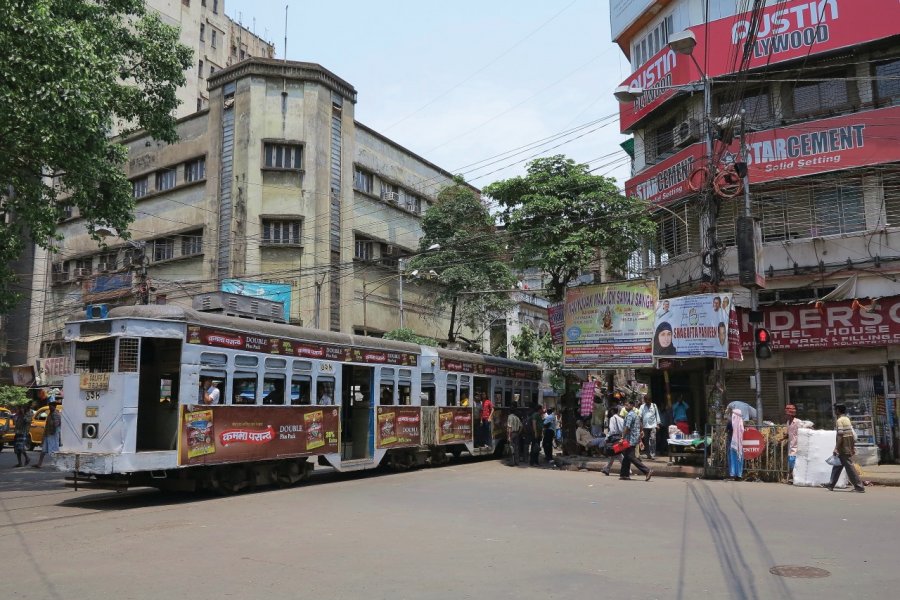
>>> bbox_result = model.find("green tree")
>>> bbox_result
[0,385,29,408]
[487,156,655,452]
[383,328,439,347]
[408,179,516,343]
[484,155,655,302]
[510,326,564,393]
[0,0,193,312]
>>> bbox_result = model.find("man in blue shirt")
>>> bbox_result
[620,399,652,481]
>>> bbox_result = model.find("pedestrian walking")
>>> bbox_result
[727,407,745,480]
[528,405,544,466]
[11,404,31,467]
[639,393,661,459]
[620,399,652,481]
[601,407,629,476]
[823,404,865,493]
[785,404,800,481]
[506,403,523,466]
[34,400,61,468]
[542,407,557,463]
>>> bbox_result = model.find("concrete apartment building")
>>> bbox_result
[29,59,465,365]
[150,0,275,116]
[613,0,900,456]
[0,0,273,382]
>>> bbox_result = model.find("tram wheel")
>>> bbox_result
[213,465,246,495]
[275,461,301,488]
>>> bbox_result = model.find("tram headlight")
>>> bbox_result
[82,423,100,439]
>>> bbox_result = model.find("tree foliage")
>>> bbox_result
[382,328,438,347]
[510,326,565,394]
[484,155,656,302]
[0,0,193,312]
[0,385,29,408]
[408,179,516,343]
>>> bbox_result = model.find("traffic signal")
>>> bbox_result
[755,327,773,359]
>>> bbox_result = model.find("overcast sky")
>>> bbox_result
[224,0,633,193]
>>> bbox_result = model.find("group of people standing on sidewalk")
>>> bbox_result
[504,403,560,467]
[569,392,664,482]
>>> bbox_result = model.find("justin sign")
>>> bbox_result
[618,0,899,132]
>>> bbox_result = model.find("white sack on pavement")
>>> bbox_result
[793,428,850,488]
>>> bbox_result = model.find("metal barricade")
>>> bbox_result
[704,424,790,482]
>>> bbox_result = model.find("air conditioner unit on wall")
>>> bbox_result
[672,118,700,147]
[74,267,91,279]
[382,191,400,203]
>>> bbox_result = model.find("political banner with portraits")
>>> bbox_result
[653,294,733,359]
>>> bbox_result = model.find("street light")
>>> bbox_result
[361,243,440,336]
[96,226,150,305]
[399,243,440,329]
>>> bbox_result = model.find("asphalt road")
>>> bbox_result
[1,447,897,600]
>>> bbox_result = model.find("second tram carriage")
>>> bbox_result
[52,305,542,492]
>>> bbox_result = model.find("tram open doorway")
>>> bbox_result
[136,338,182,451]
[341,365,373,460]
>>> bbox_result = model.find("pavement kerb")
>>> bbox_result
[554,455,900,486]
[553,455,703,479]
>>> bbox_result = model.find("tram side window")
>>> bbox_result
[262,374,286,405]
[421,385,436,406]
[291,376,311,405]
[74,338,115,373]
[447,385,458,406]
[232,372,258,404]
[460,387,470,407]
[398,381,411,405]
[380,382,396,405]
[316,378,335,405]
[199,374,226,405]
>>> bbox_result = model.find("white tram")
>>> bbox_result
[53,305,542,492]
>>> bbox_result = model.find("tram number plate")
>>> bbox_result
[84,391,101,402]
[320,363,334,373]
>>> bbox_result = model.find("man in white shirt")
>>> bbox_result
[201,378,220,405]
[318,384,334,405]
[639,393,661,459]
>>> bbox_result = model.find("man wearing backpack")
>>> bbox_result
[639,393,661,460]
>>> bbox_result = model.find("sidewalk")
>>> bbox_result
[553,453,900,486]
[553,453,703,479]
[859,463,900,487]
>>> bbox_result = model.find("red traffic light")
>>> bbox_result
[755,327,773,359]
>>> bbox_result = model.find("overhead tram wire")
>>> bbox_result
[382,0,578,133]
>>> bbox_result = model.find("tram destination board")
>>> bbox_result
[178,405,340,466]
[186,325,418,366]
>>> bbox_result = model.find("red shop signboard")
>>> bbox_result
[618,0,900,132]
[735,297,900,352]
[626,105,900,207]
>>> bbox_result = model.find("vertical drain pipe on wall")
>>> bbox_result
[217,82,236,283]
